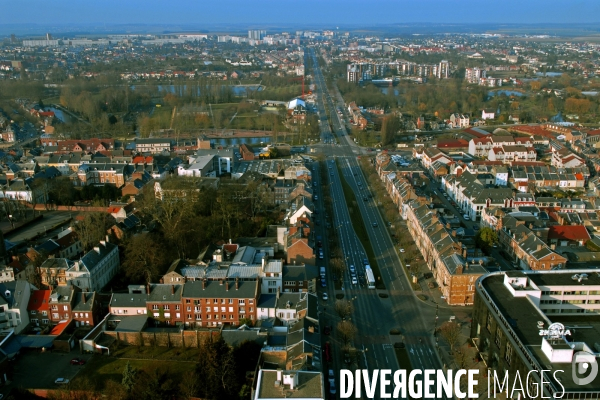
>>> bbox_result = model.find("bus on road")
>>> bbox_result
[365,265,376,289]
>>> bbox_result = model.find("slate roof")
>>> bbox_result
[79,242,117,272]
[182,279,258,299]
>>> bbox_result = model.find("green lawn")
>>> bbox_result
[73,354,196,392]
[336,160,385,290]
[111,345,202,361]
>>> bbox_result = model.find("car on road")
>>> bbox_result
[70,358,85,365]
[55,378,69,385]
[363,258,368,265]
[321,278,326,287]
[322,292,328,301]
[329,378,337,395]
[351,276,358,285]
[372,222,378,228]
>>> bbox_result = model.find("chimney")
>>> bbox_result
[82,293,86,304]
[226,281,229,291]
[235,277,239,290]
[219,279,223,286]
[452,229,456,237]
[105,235,110,243]
[94,246,100,254]
[537,244,542,251]
[276,369,282,382]
[171,285,175,295]
[202,279,206,290]
[446,223,451,229]
[456,265,463,275]
[146,283,150,294]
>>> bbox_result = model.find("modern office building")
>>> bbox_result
[471,270,600,399]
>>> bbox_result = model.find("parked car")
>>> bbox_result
[55,378,69,385]
[322,292,328,301]
[70,358,85,365]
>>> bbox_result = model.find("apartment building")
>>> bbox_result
[406,202,487,305]
[134,138,172,154]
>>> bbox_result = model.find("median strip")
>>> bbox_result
[335,160,385,290]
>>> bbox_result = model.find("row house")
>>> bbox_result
[499,217,567,270]
[551,148,585,168]
[406,202,487,305]
[385,173,420,220]
[487,145,537,164]
[467,135,518,157]
[146,284,184,326]
[52,139,115,152]
[443,171,513,221]
[135,138,172,154]
[258,291,318,326]
[182,279,259,328]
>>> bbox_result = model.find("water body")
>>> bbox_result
[488,90,524,97]
[380,88,400,95]
[210,136,271,147]
[46,107,73,123]
[535,72,563,77]
[130,84,263,97]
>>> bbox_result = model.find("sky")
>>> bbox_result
[2,0,600,27]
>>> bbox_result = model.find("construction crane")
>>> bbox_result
[288,76,305,98]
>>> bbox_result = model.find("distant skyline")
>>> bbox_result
[2,0,600,30]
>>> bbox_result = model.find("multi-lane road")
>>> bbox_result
[308,48,453,399]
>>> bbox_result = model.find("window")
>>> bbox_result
[228,307,233,312]
[186,299,191,304]
[30,310,36,315]
[221,307,226,312]
[164,305,169,310]
[505,343,513,365]
[175,305,180,311]
[213,307,218,312]
[152,305,159,310]
[187,306,191,311]
[176,313,180,318]
[238,300,245,305]
[228,299,233,304]
[486,312,493,333]
[495,326,502,348]
[205,307,210,312]
[42,311,47,316]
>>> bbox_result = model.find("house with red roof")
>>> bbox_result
[27,290,51,328]
[548,225,591,247]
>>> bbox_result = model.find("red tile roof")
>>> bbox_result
[28,290,51,311]
[548,225,591,242]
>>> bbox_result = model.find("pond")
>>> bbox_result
[488,90,524,97]
[45,107,73,123]
[535,72,563,77]
[210,136,271,147]
[130,84,263,97]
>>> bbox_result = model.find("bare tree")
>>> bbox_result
[453,343,476,369]
[179,370,201,400]
[334,299,353,320]
[439,321,462,353]
[337,320,357,347]
[330,257,345,279]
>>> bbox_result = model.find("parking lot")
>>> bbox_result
[5,348,91,393]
